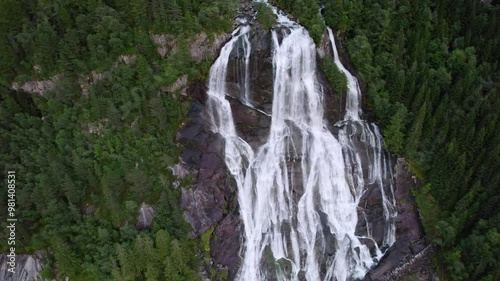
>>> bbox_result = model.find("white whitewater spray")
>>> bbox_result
[233,24,252,104]
[242,33,251,103]
[205,25,254,184]
[240,24,376,281]
[326,28,362,121]
[205,5,397,281]
[327,27,397,251]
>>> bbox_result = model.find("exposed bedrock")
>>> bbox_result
[0,252,46,281]
[178,24,344,279]
[177,83,242,279]
[177,20,425,280]
[363,158,427,281]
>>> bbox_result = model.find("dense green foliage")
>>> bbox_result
[0,0,238,280]
[255,2,277,30]
[271,0,325,43]
[322,0,499,280]
[320,56,348,95]
[1,0,498,280]
[0,0,237,85]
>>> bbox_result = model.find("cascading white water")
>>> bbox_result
[242,33,251,103]
[326,28,362,121]
[205,25,254,184]
[205,5,397,281]
[328,27,397,251]
[233,24,252,104]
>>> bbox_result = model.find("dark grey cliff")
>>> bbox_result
[177,5,428,281]
[177,20,347,280]
[363,158,431,281]
[177,84,242,279]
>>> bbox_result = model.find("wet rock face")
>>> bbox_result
[177,25,350,279]
[228,97,271,150]
[177,22,428,280]
[223,27,345,152]
[363,158,426,281]
[177,94,242,278]
[177,25,280,278]
[226,28,274,109]
[337,121,394,251]
[356,184,387,246]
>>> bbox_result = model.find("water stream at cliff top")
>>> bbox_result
[205,7,397,281]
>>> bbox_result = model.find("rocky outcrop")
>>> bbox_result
[190,32,233,63]
[12,64,105,97]
[117,55,136,65]
[177,92,241,278]
[136,202,155,230]
[87,118,108,136]
[317,31,333,59]
[0,252,46,281]
[164,74,188,93]
[11,75,62,96]
[150,32,232,62]
[150,33,178,57]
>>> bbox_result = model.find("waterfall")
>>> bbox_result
[327,27,397,255]
[233,23,252,104]
[326,28,362,121]
[204,6,397,281]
